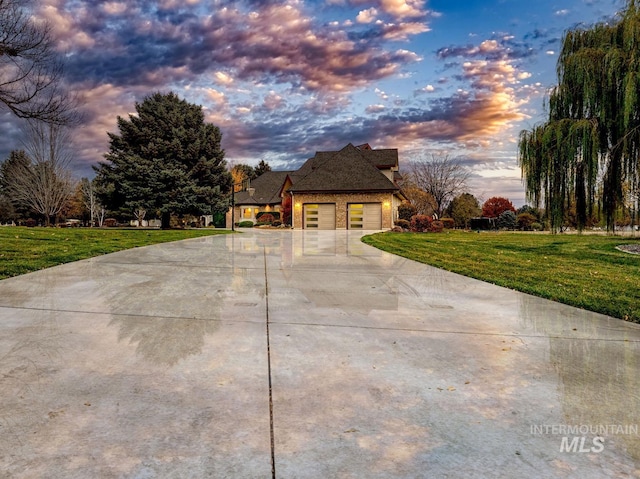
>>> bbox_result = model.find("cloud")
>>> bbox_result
[377,0,427,19]
[419,84,435,93]
[214,72,234,86]
[263,91,286,110]
[365,104,386,113]
[41,0,425,95]
[356,7,378,23]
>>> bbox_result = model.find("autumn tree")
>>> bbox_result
[518,0,640,232]
[407,154,469,217]
[94,92,231,229]
[482,196,516,218]
[447,193,481,228]
[230,164,256,191]
[0,0,74,123]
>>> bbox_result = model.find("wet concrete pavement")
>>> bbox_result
[0,230,639,478]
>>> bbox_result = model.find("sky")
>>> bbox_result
[0,0,628,206]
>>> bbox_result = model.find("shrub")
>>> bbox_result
[517,213,537,231]
[24,218,36,227]
[237,221,254,228]
[272,220,282,227]
[256,211,280,222]
[497,210,517,230]
[429,220,444,233]
[104,218,117,227]
[398,202,417,221]
[256,213,275,224]
[394,219,410,229]
[531,222,543,231]
[440,217,455,229]
[410,214,432,232]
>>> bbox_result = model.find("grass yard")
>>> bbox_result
[362,230,640,323]
[0,227,232,279]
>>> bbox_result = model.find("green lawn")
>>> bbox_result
[362,230,640,323]
[0,227,231,279]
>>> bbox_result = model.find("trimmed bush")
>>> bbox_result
[256,211,280,222]
[398,202,417,221]
[237,221,254,228]
[440,217,455,229]
[256,213,275,225]
[429,220,444,233]
[410,214,432,232]
[394,219,410,229]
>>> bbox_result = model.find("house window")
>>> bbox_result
[243,208,252,219]
[349,204,364,229]
[305,204,319,228]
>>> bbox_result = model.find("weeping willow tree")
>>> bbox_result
[519,0,640,232]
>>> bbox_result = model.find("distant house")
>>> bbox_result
[228,143,406,230]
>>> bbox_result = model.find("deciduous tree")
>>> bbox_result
[407,154,469,218]
[0,0,73,123]
[447,193,481,228]
[2,122,75,225]
[519,0,640,232]
[482,196,515,218]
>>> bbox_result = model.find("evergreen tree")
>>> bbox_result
[94,92,231,228]
[254,160,272,177]
[519,0,640,232]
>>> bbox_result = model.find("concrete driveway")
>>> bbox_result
[0,230,639,478]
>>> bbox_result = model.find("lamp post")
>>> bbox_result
[230,179,255,231]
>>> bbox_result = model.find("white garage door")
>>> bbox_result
[304,204,336,229]
[349,203,382,230]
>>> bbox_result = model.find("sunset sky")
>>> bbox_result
[0,0,626,206]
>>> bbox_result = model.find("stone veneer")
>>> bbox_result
[291,192,396,229]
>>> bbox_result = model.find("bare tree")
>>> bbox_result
[80,177,100,227]
[0,0,73,123]
[133,207,146,227]
[407,154,470,218]
[4,120,75,225]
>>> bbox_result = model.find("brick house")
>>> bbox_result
[229,143,405,230]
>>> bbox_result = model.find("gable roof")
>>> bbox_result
[288,143,398,193]
[234,170,293,205]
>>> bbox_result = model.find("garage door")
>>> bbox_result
[304,204,336,229]
[349,203,382,230]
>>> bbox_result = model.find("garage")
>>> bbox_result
[348,203,382,230]
[303,204,336,229]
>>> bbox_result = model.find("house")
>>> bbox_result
[228,143,405,230]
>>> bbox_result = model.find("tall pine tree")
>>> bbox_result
[519,1,640,232]
[94,92,231,228]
